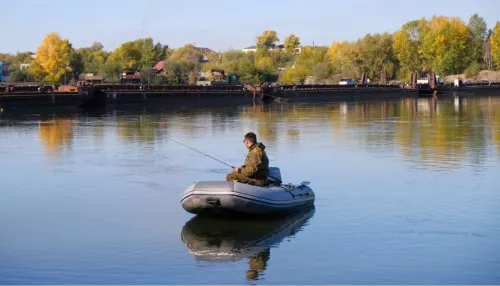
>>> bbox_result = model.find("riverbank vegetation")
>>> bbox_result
[1,14,499,85]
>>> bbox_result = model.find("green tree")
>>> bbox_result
[468,14,488,66]
[163,60,191,85]
[101,61,122,83]
[284,34,301,54]
[357,33,396,80]
[169,44,203,65]
[9,69,30,82]
[256,30,279,50]
[280,46,329,84]
[312,62,331,81]
[77,42,108,74]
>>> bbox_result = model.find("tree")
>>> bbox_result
[169,44,203,65]
[393,19,429,80]
[357,33,396,80]
[163,60,191,85]
[11,52,34,67]
[468,14,488,66]
[30,32,76,83]
[312,62,331,81]
[9,69,30,82]
[101,61,122,83]
[284,34,301,54]
[483,29,494,70]
[77,42,108,74]
[280,46,329,84]
[109,41,141,71]
[491,22,500,69]
[328,41,361,78]
[256,30,279,50]
[421,16,473,75]
[0,53,14,63]
[108,38,166,71]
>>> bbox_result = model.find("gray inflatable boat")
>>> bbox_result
[180,167,315,215]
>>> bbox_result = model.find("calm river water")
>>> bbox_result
[1,96,499,284]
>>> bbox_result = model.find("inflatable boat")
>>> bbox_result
[181,205,315,262]
[180,167,315,215]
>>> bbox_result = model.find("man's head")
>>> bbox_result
[243,132,257,149]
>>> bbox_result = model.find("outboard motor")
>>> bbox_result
[268,167,282,185]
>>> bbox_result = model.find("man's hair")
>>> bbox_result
[244,132,257,144]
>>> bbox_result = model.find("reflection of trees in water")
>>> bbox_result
[117,115,167,144]
[490,99,500,156]
[395,98,470,167]
[327,97,500,168]
[240,104,281,143]
[38,118,74,158]
[237,98,499,168]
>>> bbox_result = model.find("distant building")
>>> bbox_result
[241,44,301,54]
[0,61,10,82]
[121,71,141,84]
[20,63,30,70]
[152,60,166,75]
[194,47,215,56]
[194,47,217,62]
[78,73,103,85]
[242,46,258,53]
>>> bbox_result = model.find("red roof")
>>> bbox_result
[194,47,215,55]
[153,60,164,71]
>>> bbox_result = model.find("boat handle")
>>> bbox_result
[206,197,221,206]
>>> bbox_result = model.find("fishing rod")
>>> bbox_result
[165,136,234,169]
[165,136,282,184]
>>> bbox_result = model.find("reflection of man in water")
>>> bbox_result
[246,248,271,281]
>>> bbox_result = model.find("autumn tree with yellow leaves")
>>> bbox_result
[491,22,500,69]
[421,16,473,76]
[30,33,76,83]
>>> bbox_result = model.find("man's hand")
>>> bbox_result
[234,167,241,173]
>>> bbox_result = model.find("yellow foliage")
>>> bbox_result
[491,22,500,69]
[30,33,75,83]
[422,16,472,75]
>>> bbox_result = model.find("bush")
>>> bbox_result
[464,62,481,79]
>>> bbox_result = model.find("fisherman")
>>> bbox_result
[226,132,269,186]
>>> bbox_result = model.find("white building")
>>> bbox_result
[241,44,301,54]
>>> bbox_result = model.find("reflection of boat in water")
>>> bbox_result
[181,206,315,262]
[181,206,315,280]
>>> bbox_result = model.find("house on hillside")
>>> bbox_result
[121,70,141,84]
[194,47,217,62]
[152,60,166,75]
[78,73,103,85]
[242,46,258,53]
[241,44,301,53]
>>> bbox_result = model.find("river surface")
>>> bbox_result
[1,96,499,284]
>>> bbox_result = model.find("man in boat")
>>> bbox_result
[226,132,269,186]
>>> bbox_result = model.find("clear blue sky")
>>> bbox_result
[2,0,499,54]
